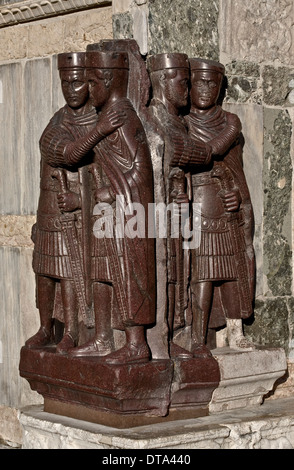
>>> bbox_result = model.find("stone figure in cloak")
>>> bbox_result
[185,58,256,355]
[147,53,211,359]
[26,52,98,353]
[67,50,156,364]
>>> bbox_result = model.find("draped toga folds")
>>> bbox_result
[90,98,156,331]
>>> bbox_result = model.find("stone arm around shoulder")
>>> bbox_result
[170,133,212,168]
[41,124,104,168]
[42,108,126,168]
[209,112,242,157]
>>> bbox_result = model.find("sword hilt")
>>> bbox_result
[169,167,185,197]
[52,168,68,194]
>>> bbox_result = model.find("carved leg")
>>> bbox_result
[167,283,192,359]
[56,279,79,353]
[25,275,55,348]
[191,281,213,357]
[69,282,114,357]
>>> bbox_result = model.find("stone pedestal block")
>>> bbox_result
[171,356,220,413]
[19,346,174,426]
[209,347,287,413]
[19,345,221,426]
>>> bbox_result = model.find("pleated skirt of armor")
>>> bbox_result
[192,229,237,281]
[32,228,81,280]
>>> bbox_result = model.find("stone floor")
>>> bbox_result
[17,396,294,449]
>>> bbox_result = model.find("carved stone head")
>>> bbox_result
[57,52,88,109]
[189,58,225,110]
[85,51,129,109]
[147,52,190,115]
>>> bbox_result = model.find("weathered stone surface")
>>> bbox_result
[148,0,219,58]
[288,298,294,361]
[0,215,35,247]
[19,397,294,448]
[263,66,294,107]
[23,58,52,214]
[263,109,292,297]
[62,7,113,52]
[224,61,262,105]
[0,246,42,408]
[209,348,287,413]
[0,7,113,61]
[112,12,133,40]
[219,0,294,65]
[0,62,22,214]
[0,406,22,448]
[244,298,290,354]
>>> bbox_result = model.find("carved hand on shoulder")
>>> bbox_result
[97,108,127,137]
[57,191,81,212]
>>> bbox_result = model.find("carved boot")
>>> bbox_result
[56,332,77,354]
[25,325,52,349]
[69,337,113,357]
[103,326,150,365]
[103,342,150,365]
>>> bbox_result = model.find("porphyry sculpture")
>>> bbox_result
[185,58,256,354]
[20,43,273,428]
[68,50,156,364]
[26,52,98,353]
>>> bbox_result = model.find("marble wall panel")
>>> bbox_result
[263,108,292,297]
[0,246,21,406]
[219,0,294,66]
[22,58,52,215]
[0,246,41,408]
[147,0,219,58]
[0,62,22,214]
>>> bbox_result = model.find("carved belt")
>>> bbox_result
[37,211,82,231]
[194,212,244,232]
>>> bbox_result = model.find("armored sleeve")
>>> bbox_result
[209,112,242,156]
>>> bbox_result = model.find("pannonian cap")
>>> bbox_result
[85,51,129,69]
[147,53,189,72]
[58,52,86,70]
[189,58,225,75]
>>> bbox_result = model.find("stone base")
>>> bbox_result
[171,356,220,409]
[19,397,294,449]
[19,346,173,422]
[19,346,220,427]
[210,347,287,413]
